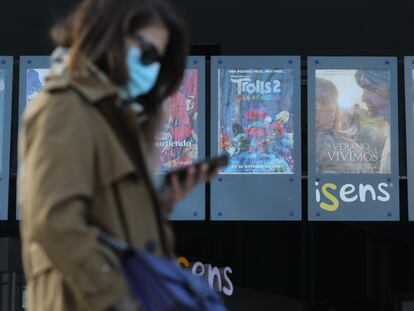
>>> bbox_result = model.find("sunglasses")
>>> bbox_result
[130,34,162,65]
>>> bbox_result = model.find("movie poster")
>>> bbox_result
[0,70,4,173]
[156,69,199,172]
[315,70,391,174]
[26,68,48,105]
[218,68,294,174]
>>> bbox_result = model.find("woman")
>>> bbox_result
[18,0,210,310]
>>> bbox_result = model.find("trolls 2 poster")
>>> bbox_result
[218,68,294,174]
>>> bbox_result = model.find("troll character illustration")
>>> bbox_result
[220,132,232,150]
[245,108,270,154]
[272,110,290,137]
[231,123,250,155]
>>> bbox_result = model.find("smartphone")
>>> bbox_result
[165,155,229,183]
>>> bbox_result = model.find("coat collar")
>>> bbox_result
[44,69,147,120]
[43,68,120,104]
[43,47,146,118]
[43,47,125,104]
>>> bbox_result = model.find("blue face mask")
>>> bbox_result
[124,46,161,99]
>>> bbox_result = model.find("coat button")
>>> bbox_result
[145,240,157,253]
[101,264,111,273]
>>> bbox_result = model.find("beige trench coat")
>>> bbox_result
[19,69,173,311]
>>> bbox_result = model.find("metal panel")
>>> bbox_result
[210,56,302,220]
[307,57,399,221]
[163,56,206,220]
[405,57,414,221]
[0,57,13,220]
[17,56,51,219]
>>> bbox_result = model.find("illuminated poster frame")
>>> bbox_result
[17,56,50,219]
[308,57,399,221]
[404,57,414,221]
[168,56,206,220]
[0,57,13,220]
[18,56,206,220]
[210,56,302,220]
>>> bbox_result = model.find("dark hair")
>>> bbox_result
[52,0,189,111]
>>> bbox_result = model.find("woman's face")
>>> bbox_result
[129,24,169,58]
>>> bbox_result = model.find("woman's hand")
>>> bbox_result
[158,163,219,214]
